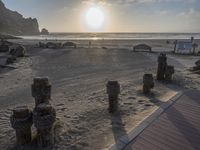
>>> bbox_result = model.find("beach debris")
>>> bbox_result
[165,65,175,81]
[106,81,120,113]
[157,53,167,80]
[33,103,56,148]
[10,106,33,145]
[10,45,26,57]
[143,74,154,94]
[32,77,56,148]
[31,77,51,107]
[133,44,152,52]
[63,41,77,48]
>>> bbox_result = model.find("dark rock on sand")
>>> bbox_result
[41,28,49,35]
[0,0,40,35]
[10,45,26,57]
[63,42,77,48]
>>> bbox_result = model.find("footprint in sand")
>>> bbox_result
[127,96,136,100]
[138,100,145,104]
[144,103,153,107]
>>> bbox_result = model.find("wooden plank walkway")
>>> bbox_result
[124,90,200,150]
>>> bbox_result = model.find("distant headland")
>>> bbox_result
[0,0,43,36]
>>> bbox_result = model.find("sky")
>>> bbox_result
[2,0,200,32]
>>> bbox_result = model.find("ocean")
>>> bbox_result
[18,33,200,40]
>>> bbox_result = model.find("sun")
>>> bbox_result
[85,7,105,30]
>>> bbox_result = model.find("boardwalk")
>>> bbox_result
[124,90,200,150]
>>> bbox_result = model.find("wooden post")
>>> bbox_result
[33,103,56,148]
[173,40,178,53]
[106,81,120,113]
[32,77,51,107]
[157,53,167,81]
[143,74,154,94]
[10,106,33,145]
[165,65,175,81]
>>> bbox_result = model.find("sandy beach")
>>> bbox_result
[0,39,200,150]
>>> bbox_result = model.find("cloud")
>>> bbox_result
[116,0,196,4]
[177,8,200,18]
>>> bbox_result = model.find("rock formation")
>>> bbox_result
[41,28,49,35]
[0,0,40,35]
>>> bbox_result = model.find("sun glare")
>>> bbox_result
[85,7,105,30]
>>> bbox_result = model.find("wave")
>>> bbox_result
[18,33,200,40]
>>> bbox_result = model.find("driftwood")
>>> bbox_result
[133,44,152,52]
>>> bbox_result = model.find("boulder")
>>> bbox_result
[63,42,77,48]
[10,45,26,57]
[41,28,49,35]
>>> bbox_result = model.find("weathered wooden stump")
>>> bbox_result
[143,74,154,94]
[165,65,175,81]
[157,53,167,80]
[32,77,51,107]
[33,103,56,148]
[10,106,33,145]
[106,81,120,113]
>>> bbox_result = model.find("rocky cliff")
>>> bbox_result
[0,0,40,35]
